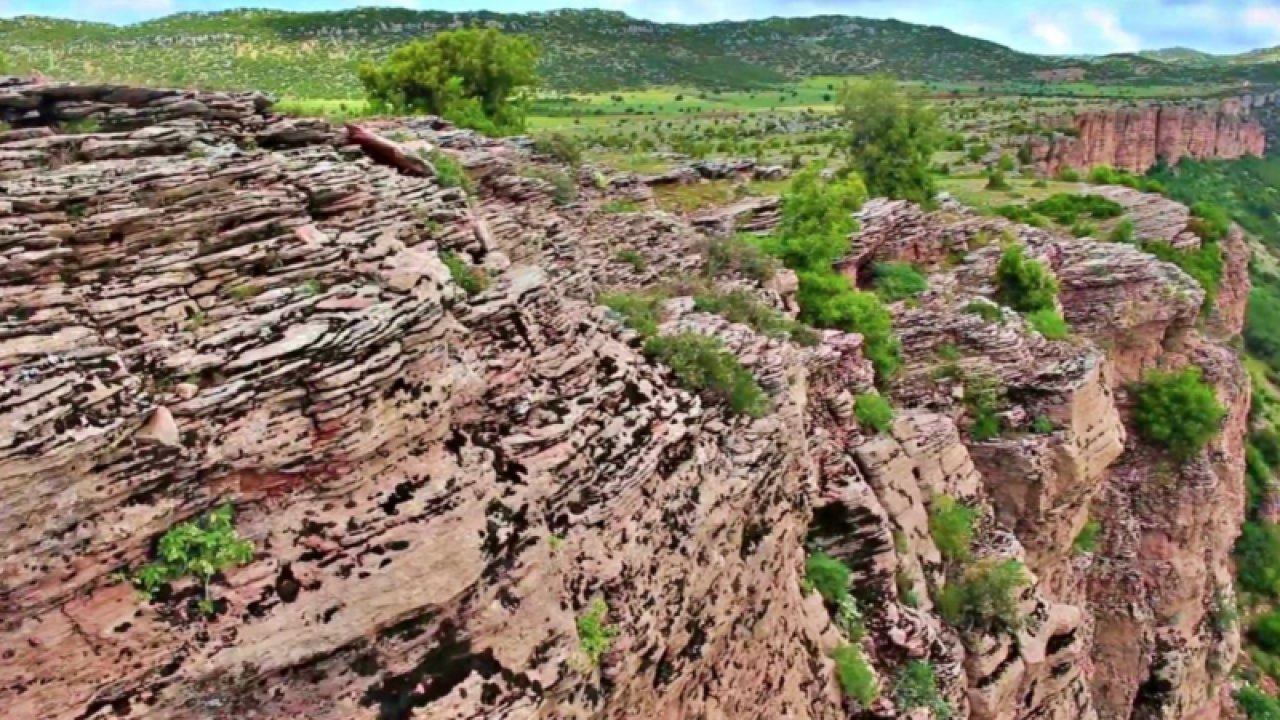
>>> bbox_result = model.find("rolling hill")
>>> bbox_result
[1,8,1278,96]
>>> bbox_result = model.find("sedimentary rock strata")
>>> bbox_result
[0,81,1251,720]
[1026,101,1268,175]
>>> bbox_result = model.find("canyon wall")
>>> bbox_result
[0,80,1252,720]
[1027,97,1271,175]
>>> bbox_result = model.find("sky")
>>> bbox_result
[6,0,1280,56]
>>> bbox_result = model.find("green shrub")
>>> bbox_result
[1189,201,1231,243]
[600,292,664,337]
[930,495,977,564]
[985,169,1010,191]
[693,290,817,346]
[1029,193,1124,225]
[805,552,852,604]
[855,392,895,433]
[1025,308,1070,340]
[705,234,779,282]
[1132,367,1225,459]
[992,204,1048,228]
[937,559,1029,632]
[995,244,1059,313]
[964,373,1005,441]
[1031,415,1056,434]
[1056,167,1081,182]
[1073,517,1101,555]
[964,300,1004,324]
[1237,685,1280,720]
[132,505,254,615]
[533,132,582,166]
[766,166,899,381]
[1255,610,1280,653]
[644,332,770,418]
[1237,521,1280,599]
[441,251,491,296]
[895,661,953,720]
[577,598,619,667]
[1108,218,1136,243]
[1142,239,1223,307]
[997,153,1016,172]
[797,272,900,379]
[429,150,472,193]
[832,645,879,706]
[871,262,928,301]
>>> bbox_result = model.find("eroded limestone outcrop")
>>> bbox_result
[0,80,1252,720]
[1025,100,1267,176]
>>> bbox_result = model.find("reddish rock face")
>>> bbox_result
[0,80,1253,720]
[1030,103,1267,175]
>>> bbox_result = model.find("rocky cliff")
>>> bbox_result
[0,80,1252,720]
[1027,99,1268,175]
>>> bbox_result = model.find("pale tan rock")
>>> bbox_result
[135,406,180,447]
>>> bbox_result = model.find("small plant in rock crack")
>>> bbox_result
[298,278,326,297]
[132,504,255,616]
[576,598,619,668]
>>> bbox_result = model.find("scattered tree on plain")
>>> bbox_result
[358,28,538,135]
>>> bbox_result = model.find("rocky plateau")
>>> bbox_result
[0,79,1253,720]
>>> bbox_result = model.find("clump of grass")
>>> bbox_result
[930,494,978,564]
[226,284,263,301]
[704,234,778,282]
[693,289,817,346]
[600,291,664,337]
[601,199,642,213]
[441,251,490,296]
[1025,307,1071,340]
[428,150,473,194]
[613,249,648,271]
[870,262,928,301]
[832,645,878,706]
[1072,517,1101,555]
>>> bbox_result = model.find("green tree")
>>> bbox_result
[358,29,538,135]
[838,76,940,204]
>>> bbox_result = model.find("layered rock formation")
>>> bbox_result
[1026,101,1267,175]
[0,81,1252,720]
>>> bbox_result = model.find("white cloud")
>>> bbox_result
[1030,19,1073,51]
[1085,8,1141,52]
[1244,4,1280,38]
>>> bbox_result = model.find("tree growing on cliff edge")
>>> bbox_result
[838,76,939,205]
[358,28,538,135]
